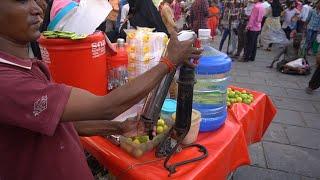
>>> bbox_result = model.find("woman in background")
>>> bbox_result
[260,0,288,51]
[207,0,220,38]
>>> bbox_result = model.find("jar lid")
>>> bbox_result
[161,99,177,113]
[198,29,211,39]
[196,53,232,75]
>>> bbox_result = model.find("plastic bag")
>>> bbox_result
[277,58,311,75]
[260,17,289,47]
[51,0,113,35]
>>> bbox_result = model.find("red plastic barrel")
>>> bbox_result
[38,31,107,95]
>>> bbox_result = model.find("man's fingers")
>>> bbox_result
[190,54,202,60]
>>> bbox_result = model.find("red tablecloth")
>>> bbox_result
[81,87,277,180]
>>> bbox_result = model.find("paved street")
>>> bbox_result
[214,37,320,179]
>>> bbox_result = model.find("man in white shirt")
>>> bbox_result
[245,1,255,16]
[282,1,299,39]
[300,0,312,30]
[262,0,271,16]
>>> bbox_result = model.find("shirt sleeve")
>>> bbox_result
[306,10,312,23]
[0,69,71,136]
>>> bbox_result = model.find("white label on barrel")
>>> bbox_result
[40,46,50,64]
[91,40,106,58]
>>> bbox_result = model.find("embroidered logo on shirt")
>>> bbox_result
[33,95,48,117]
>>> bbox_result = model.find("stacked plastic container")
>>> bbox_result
[126,28,168,80]
[108,38,128,91]
[193,29,232,132]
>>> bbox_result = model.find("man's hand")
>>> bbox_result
[165,31,203,68]
[120,115,145,137]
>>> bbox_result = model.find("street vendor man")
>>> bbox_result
[0,0,202,179]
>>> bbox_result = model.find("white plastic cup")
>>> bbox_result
[172,109,202,145]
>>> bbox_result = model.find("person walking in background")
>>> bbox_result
[282,1,299,40]
[296,0,303,11]
[260,0,289,51]
[258,0,271,48]
[232,2,249,59]
[306,53,320,94]
[304,1,320,55]
[207,0,220,39]
[242,0,265,62]
[172,0,182,22]
[219,1,239,54]
[190,0,209,33]
[161,0,177,34]
[300,0,312,31]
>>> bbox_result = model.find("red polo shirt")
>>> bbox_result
[0,51,93,180]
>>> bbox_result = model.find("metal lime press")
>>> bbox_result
[140,31,208,176]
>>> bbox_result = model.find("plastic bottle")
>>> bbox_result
[193,29,232,132]
[108,38,128,91]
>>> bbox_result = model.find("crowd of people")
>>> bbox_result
[132,0,319,93]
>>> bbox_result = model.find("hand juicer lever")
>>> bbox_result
[140,65,208,176]
[155,65,208,176]
[140,31,208,176]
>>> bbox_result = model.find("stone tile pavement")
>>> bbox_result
[213,37,320,179]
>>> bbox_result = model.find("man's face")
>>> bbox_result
[0,0,43,44]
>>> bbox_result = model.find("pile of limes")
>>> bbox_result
[131,135,150,145]
[156,119,169,135]
[227,88,254,107]
[130,119,169,145]
[42,31,87,40]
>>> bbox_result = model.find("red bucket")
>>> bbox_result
[38,31,107,95]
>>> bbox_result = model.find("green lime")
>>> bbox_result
[133,139,140,144]
[138,136,149,143]
[236,97,243,103]
[156,126,164,134]
[157,119,165,126]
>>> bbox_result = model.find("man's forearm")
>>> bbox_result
[62,63,169,122]
[73,121,123,136]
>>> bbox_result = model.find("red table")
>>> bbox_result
[81,87,277,180]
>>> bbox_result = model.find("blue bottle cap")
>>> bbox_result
[196,52,232,75]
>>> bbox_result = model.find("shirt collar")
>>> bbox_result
[0,51,32,70]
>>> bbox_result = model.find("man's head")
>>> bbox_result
[0,0,43,45]
[304,0,311,5]
[289,1,296,8]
